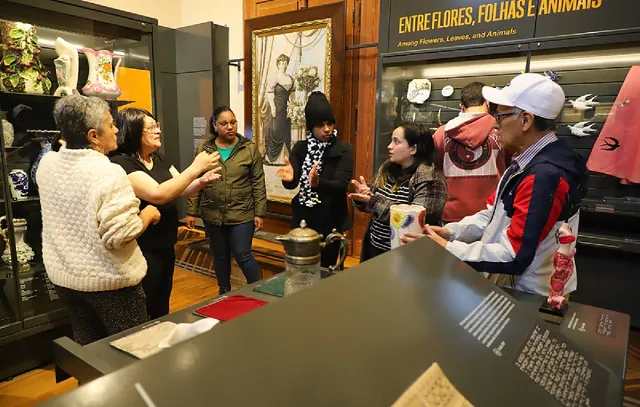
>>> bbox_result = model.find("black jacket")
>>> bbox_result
[283,138,354,235]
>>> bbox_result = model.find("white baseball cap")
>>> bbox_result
[482,73,565,120]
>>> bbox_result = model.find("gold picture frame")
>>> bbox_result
[245,4,345,204]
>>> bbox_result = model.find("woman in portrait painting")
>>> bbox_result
[265,54,294,164]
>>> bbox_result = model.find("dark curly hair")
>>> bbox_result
[374,122,435,189]
[208,106,235,135]
[276,54,290,66]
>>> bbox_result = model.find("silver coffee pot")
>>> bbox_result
[276,220,348,295]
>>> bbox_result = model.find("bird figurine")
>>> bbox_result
[543,70,561,82]
[567,121,598,137]
[569,94,600,110]
[548,223,576,310]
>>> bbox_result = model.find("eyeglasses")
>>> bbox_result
[143,123,161,133]
[217,120,238,128]
[492,109,522,124]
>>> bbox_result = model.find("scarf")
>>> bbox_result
[299,130,337,207]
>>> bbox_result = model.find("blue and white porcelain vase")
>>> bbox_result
[31,141,51,188]
[8,169,29,200]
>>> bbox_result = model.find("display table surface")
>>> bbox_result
[47,239,629,406]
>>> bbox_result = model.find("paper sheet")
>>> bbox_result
[392,363,474,407]
[110,321,177,359]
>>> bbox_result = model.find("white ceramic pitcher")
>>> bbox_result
[81,48,122,99]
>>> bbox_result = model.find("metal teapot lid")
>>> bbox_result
[282,220,322,243]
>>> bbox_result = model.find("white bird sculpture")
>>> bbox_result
[569,94,600,110]
[567,121,598,137]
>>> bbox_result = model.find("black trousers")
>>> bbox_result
[359,227,387,263]
[141,248,176,319]
[55,284,148,345]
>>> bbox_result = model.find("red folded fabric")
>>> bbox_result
[587,66,640,184]
[194,295,268,321]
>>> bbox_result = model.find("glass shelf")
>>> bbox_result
[0,197,40,204]
[0,91,135,106]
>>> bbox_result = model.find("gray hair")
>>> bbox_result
[53,94,110,149]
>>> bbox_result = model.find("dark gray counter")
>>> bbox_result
[52,279,279,383]
[45,238,629,406]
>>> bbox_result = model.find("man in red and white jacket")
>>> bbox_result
[433,81,506,223]
[404,73,588,296]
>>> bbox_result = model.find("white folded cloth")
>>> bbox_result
[158,318,220,349]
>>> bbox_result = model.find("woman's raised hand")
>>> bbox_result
[351,176,371,196]
[192,151,221,173]
[276,157,294,182]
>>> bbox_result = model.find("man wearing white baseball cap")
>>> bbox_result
[404,73,588,296]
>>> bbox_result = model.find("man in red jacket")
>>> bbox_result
[433,82,507,223]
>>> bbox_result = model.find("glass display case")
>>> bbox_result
[0,0,157,377]
[375,52,527,172]
[375,35,640,324]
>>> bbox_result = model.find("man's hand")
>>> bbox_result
[309,162,320,188]
[424,224,448,248]
[429,225,451,241]
[254,216,264,231]
[185,215,196,229]
[401,224,450,248]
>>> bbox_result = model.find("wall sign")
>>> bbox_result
[385,0,639,54]
[535,0,640,38]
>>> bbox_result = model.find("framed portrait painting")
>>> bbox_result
[245,4,345,204]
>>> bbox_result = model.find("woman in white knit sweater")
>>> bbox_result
[37,95,161,345]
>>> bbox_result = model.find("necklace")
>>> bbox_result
[137,153,153,170]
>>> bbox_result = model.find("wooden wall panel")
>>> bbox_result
[350,0,379,256]
[256,0,299,17]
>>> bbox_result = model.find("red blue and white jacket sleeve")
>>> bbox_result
[445,170,569,275]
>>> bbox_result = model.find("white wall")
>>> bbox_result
[83,0,183,28]
[180,0,245,134]
[84,0,244,132]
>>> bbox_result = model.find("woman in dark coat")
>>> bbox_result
[276,91,353,267]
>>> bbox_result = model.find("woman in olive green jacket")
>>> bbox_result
[186,106,267,294]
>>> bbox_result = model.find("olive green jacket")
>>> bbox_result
[186,135,267,225]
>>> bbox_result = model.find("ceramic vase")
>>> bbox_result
[1,112,13,147]
[81,48,122,99]
[53,37,79,97]
[31,140,51,188]
[0,216,34,271]
[8,169,29,200]
[0,20,52,94]
[389,204,427,250]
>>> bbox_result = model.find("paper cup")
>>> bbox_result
[390,204,426,249]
